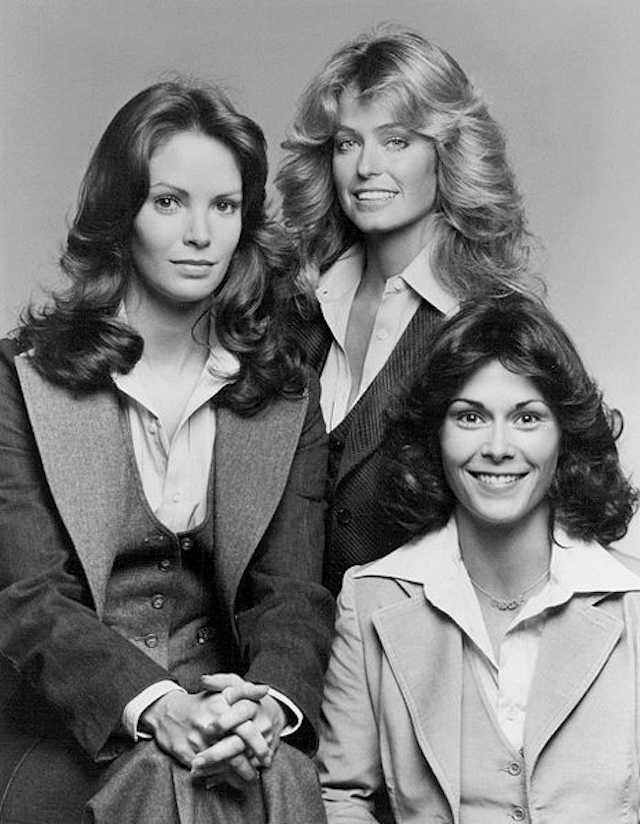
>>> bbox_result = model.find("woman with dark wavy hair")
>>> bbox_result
[277,25,538,595]
[0,82,332,823]
[318,295,639,823]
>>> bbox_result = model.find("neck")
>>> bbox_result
[362,215,435,283]
[124,293,212,372]
[455,505,553,596]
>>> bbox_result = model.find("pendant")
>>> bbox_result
[492,597,522,611]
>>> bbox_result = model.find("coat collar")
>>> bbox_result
[16,354,308,617]
[360,520,640,804]
[333,298,443,485]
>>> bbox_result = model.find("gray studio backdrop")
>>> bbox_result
[1,0,639,550]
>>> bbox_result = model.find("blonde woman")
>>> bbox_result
[278,26,536,595]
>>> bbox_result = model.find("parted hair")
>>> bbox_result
[277,25,535,298]
[381,295,638,545]
[17,81,305,414]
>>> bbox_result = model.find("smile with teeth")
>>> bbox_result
[472,473,527,485]
[354,190,397,201]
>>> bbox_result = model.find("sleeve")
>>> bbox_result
[0,342,177,761]
[316,570,383,824]
[235,372,336,754]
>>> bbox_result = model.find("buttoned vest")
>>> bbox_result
[320,299,443,595]
[460,657,529,824]
[102,439,235,692]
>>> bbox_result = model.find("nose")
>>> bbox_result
[481,422,515,462]
[356,141,382,178]
[184,208,211,248]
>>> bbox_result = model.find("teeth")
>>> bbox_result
[476,474,522,485]
[355,190,396,201]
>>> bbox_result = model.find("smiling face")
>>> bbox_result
[129,131,243,313]
[439,360,561,534]
[332,87,438,256]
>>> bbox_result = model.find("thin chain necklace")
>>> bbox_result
[468,567,550,611]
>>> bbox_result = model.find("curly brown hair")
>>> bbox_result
[381,294,638,545]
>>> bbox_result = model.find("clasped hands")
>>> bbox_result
[140,672,286,790]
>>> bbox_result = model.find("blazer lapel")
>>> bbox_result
[337,300,442,486]
[16,356,130,615]
[524,595,623,769]
[373,591,462,817]
[213,393,308,610]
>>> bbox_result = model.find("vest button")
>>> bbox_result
[507,761,522,776]
[159,559,172,572]
[180,536,194,552]
[336,507,352,525]
[144,634,158,649]
[151,594,165,610]
[328,434,343,453]
[510,807,526,821]
[197,626,213,644]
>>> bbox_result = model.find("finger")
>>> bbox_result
[200,673,245,692]
[204,724,272,767]
[200,675,269,704]
[193,748,258,784]
[206,699,259,737]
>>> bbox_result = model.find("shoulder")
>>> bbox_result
[339,561,424,621]
[0,337,26,397]
[0,336,21,366]
[607,545,640,578]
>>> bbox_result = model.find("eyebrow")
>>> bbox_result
[148,182,243,199]
[335,122,410,135]
[450,398,549,409]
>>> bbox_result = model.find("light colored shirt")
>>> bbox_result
[316,244,457,431]
[112,324,301,739]
[113,341,237,533]
[356,519,640,752]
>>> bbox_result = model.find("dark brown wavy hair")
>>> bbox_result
[17,81,305,414]
[382,294,638,545]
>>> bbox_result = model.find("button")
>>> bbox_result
[328,434,344,452]
[197,626,214,644]
[147,422,158,435]
[159,558,172,571]
[336,507,352,525]
[510,807,526,821]
[507,761,522,776]
[151,594,164,610]
[376,329,388,340]
[180,536,194,552]
[172,493,181,503]
[144,634,158,649]
[393,279,404,292]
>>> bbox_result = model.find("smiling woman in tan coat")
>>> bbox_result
[318,295,639,823]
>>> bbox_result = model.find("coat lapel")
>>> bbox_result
[15,356,130,616]
[337,300,442,486]
[524,595,623,769]
[373,590,462,817]
[213,393,308,610]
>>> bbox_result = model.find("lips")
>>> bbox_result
[470,472,528,486]
[353,189,397,201]
[171,259,214,266]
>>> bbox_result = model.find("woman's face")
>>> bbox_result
[332,87,438,252]
[439,360,561,532]
[129,131,243,312]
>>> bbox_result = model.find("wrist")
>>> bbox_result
[139,690,177,735]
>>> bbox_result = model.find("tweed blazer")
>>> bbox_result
[318,534,640,824]
[0,338,333,761]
